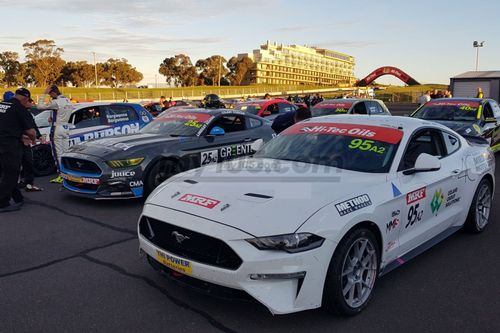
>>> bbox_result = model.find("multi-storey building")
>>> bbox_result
[238,41,356,86]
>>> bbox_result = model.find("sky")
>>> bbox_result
[0,0,498,86]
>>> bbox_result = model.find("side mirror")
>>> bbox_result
[262,110,271,117]
[485,117,497,124]
[251,139,264,152]
[403,153,441,175]
[209,126,225,136]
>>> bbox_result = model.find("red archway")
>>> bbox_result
[357,66,420,86]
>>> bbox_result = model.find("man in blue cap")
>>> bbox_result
[2,91,15,101]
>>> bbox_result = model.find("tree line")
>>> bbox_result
[0,40,254,88]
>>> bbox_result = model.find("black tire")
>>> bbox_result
[144,159,180,195]
[464,178,492,233]
[32,144,56,176]
[322,228,379,316]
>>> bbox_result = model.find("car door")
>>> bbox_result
[67,105,107,146]
[196,113,255,167]
[394,128,465,255]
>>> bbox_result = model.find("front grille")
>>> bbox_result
[62,157,101,174]
[140,216,242,270]
[65,180,99,191]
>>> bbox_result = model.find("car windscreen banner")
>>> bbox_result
[282,122,404,144]
[156,112,212,123]
[426,101,480,110]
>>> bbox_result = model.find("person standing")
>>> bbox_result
[0,88,36,212]
[37,84,72,183]
[271,107,312,134]
[476,87,484,98]
[418,91,431,105]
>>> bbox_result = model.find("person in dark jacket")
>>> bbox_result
[271,107,311,134]
[0,88,36,212]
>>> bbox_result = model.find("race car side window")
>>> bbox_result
[442,131,460,155]
[487,101,500,119]
[483,102,494,119]
[246,116,263,129]
[278,102,294,114]
[267,103,279,114]
[352,102,368,115]
[398,128,446,171]
[207,114,246,133]
[366,101,384,115]
[103,105,138,124]
[71,106,103,129]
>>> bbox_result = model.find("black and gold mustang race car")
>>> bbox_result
[411,98,500,152]
[60,109,275,199]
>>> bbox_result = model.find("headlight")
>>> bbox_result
[246,233,324,253]
[106,157,144,168]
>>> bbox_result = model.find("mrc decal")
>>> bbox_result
[68,122,140,147]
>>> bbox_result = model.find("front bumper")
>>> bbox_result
[138,203,335,314]
[60,152,145,199]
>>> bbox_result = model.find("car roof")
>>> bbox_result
[427,98,486,103]
[166,108,236,116]
[317,98,383,104]
[304,114,444,133]
[237,99,287,105]
[73,102,142,110]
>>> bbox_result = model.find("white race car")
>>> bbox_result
[137,115,495,315]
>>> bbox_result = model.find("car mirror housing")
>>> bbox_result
[403,153,441,175]
[209,126,225,136]
[251,139,264,152]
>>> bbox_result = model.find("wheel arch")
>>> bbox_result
[337,220,383,261]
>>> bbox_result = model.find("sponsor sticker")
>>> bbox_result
[445,187,460,208]
[111,170,136,178]
[61,173,100,185]
[430,189,445,215]
[406,187,426,204]
[178,194,221,209]
[155,249,192,275]
[156,112,211,123]
[283,123,403,144]
[200,149,218,165]
[335,194,372,216]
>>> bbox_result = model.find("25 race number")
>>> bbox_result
[405,203,423,228]
[201,150,218,165]
[348,139,386,154]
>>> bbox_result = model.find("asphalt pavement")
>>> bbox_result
[1,106,499,333]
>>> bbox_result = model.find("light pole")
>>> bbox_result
[473,41,485,71]
[92,51,98,87]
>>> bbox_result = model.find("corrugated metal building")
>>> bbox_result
[450,71,500,101]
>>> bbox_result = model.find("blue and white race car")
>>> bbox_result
[33,102,153,175]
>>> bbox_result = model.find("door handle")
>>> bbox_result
[244,138,253,142]
[451,169,460,175]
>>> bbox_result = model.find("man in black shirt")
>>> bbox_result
[0,88,36,212]
[271,106,312,134]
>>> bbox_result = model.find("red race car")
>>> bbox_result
[234,99,297,119]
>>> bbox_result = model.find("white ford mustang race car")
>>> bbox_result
[137,115,495,315]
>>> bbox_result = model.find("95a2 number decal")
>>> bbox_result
[348,139,386,154]
[405,203,423,228]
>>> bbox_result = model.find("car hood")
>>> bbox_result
[68,133,191,157]
[147,158,387,237]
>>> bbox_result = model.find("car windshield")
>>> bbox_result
[234,103,262,115]
[140,112,212,136]
[312,102,353,117]
[413,101,480,121]
[34,110,52,128]
[255,122,402,173]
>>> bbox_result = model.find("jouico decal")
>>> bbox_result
[283,123,403,144]
[178,194,221,209]
[406,187,426,204]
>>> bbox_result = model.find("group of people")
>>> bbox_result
[0,85,72,213]
[417,89,454,105]
[286,94,324,107]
